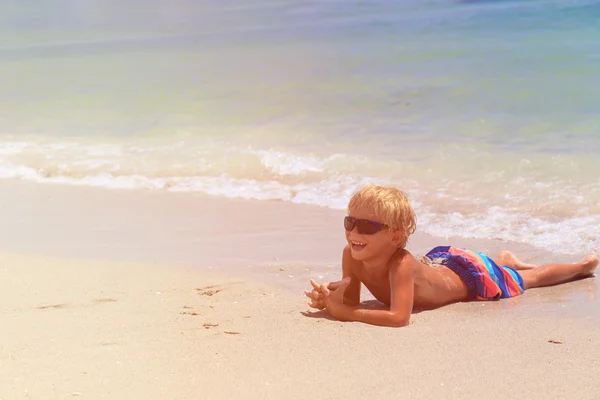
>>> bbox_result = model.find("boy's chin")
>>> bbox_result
[350,247,369,260]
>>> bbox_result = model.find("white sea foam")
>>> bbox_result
[257,150,325,176]
[0,139,598,255]
[418,207,600,256]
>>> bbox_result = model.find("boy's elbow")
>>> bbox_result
[390,319,409,328]
[389,313,410,328]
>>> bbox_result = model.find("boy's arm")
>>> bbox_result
[306,245,360,309]
[324,257,414,327]
[341,245,361,306]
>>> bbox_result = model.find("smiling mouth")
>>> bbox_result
[350,240,366,251]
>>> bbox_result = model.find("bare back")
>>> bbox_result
[351,249,469,310]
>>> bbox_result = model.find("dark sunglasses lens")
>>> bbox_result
[344,217,355,231]
[356,220,378,235]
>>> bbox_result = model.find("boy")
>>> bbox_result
[305,185,598,327]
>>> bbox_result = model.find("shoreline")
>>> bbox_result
[0,178,594,294]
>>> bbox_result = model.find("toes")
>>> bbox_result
[583,254,599,271]
[586,254,599,264]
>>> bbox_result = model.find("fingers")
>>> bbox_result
[307,300,325,310]
[309,279,337,301]
[311,302,325,310]
[310,279,321,290]
[310,279,332,295]
[306,280,328,310]
[304,290,323,301]
[312,279,343,291]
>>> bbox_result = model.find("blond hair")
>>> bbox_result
[347,185,417,248]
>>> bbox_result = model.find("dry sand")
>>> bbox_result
[1,180,599,399]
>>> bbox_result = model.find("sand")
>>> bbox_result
[1,180,599,399]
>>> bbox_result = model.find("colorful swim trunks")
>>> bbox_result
[425,246,525,300]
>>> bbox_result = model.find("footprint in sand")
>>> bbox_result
[196,285,222,296]
[180,305,200,316]
[36,298,119,311]
[36,303,69,310]
[94,298,117,303]
[195,282,242,297]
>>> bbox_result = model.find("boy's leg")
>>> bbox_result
[519,254,598,290]
[496,250,538,270]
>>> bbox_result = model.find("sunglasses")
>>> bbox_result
[344,216,388,235]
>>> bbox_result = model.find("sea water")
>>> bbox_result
[1,0,599,255]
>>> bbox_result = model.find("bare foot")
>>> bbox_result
[497,250,538,270]
[581,254,599,276]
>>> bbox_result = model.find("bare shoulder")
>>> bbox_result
[390,249,419,269]
[387,249,424,279]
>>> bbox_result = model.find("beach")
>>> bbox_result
[1,181,599,399]
[2,0,600,398]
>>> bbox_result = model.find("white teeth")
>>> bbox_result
[351,241,366,246]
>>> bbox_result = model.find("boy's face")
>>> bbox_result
[345,206,401,262]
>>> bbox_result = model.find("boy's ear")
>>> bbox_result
[390,229,404,245]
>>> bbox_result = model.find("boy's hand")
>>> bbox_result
[320,277,351,305]
[305,279,340,310]
[305,281,325,309]
[320,277,352,319]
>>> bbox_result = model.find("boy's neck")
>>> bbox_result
[362,247,402,274]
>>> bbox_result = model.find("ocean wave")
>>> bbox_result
[0,138,598,255]
[418,207,600,256]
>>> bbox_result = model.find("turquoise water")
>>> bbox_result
[1,0,599,254]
